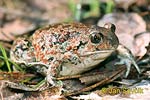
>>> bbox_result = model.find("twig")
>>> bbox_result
[0,81,4,100]
[63,66,126,96]
[56,70,109,80]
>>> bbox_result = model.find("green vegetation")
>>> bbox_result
[0,44,24,72]
[68,0,115,22]
[105,0,115,14]
[0,44,11,72]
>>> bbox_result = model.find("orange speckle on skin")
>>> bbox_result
[34,45,40,51]
[66,46,72,51]
[42,59,48,64]
[64,54,71,59]
[50,50,57,55]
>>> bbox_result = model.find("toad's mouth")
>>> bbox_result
[80,49,115,60]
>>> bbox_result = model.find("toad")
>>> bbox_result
[10,22,140,90]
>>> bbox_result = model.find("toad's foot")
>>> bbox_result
[44,74,63,88]
[116,44,141,78]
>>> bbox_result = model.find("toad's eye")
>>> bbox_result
[90,32,103,44]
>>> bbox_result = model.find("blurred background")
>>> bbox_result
[0,0,150,57]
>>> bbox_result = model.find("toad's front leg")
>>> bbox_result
[116,44,141,78]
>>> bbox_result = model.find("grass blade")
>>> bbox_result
[0,56,24,72]
[0,44,11,72]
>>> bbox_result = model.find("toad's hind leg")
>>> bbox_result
[28,60,63,91]
[42,60,63,90]
[7,61,62,91]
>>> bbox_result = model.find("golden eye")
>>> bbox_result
[90,32,103,44]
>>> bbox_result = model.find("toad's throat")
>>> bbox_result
[59,49,115,76]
